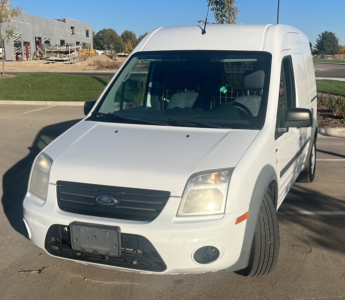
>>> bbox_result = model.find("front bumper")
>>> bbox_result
[23,189,248,274]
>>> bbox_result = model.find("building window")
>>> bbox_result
[86,30,89,38]
[60,40,65,46]
[71,26,75,35]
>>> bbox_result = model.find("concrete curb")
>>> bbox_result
[319,128,345,138]
[316,77,345,82]
[0,100,84,106]
[314,62,345,65]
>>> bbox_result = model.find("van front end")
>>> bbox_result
[23,182,249,274]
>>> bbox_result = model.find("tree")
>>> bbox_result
[93,28,125,53]
[121,30,137,48]
[124,41,134,54]
[339,45,345,55]
[208,0,238,24]
[137,33,148,45]
[0,0,23,75]
[315,31,340,55]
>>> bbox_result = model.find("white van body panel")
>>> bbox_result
[139,25,271,52]
[47,123,259,197]
[23,24,317,274]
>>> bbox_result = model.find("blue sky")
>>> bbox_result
[14,0,345,46]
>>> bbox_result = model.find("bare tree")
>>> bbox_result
[0,0,23,75]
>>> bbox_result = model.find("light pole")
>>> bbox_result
[277,0,280,24]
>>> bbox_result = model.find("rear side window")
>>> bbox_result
[276,56,296,130]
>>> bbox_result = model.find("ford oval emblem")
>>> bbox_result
[96,195,118,206]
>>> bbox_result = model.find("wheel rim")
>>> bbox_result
[311,143,316,176]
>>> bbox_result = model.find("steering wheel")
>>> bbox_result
[231,102,253,117]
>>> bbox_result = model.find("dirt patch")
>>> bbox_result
[0,74,16,79]
[80,54,114,65]
[1,55,126,73]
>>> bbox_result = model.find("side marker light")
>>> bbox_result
[235,212,249,225]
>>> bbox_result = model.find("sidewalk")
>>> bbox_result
[0,100,84,106]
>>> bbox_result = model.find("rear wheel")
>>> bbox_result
[236,190,280,277]
[296,140,316,183]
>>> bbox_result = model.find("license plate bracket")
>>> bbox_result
[70,222,121,256]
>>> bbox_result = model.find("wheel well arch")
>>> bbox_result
[225,164,278,273]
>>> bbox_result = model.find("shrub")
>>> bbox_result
[327,97,345,118]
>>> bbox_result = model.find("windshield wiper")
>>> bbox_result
[90,112,164,125]
[166,119,221,128]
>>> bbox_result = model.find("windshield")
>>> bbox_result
[91,51,272,129]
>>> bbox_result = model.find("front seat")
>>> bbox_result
[167,91,199,109]
[234,70,265,116]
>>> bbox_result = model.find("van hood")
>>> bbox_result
[47,122,259,196]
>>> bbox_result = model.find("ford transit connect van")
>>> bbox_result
[23,24,318,276]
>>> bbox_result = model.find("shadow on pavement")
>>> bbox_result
[1,119,81,237]
[279,183,345,255]
[316,148,345,159]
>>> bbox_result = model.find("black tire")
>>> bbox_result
[236,190,280,277]
[296,140,316,183]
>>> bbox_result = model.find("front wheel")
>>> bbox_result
[296,140,316,183]
[236,190,280,277]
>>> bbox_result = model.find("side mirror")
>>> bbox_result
[84,100,96,116]
[285,108,312,128]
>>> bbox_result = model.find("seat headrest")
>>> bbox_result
[244,70,265,89]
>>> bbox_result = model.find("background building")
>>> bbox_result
[3,13,93,61]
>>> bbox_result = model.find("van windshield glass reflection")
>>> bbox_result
[91,51,272,130]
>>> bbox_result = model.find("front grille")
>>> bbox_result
[57,181,170,222]
[45,224,167,272]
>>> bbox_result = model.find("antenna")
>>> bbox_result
[277,0,280,24]
[202,3,211,35]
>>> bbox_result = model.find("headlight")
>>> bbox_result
[177,170,232,217]
[29,152,53,201]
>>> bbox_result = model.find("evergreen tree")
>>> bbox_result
[316,31,340,55]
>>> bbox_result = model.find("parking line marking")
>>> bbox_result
[316,159,345,161]
[278,211,345,215]
[0,106,54,120]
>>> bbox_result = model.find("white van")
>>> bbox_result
[23,24,318,277]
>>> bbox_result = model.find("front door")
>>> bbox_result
[276,56,302,205]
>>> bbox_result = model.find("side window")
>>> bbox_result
[114,60,150,110]
[276,57,296,131]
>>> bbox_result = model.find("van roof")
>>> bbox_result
[138,24,308,53]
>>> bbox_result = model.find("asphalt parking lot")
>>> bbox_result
[0,104,344,300]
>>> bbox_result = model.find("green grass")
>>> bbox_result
[1,74,345,102]
[316,80,345,97]
[0,73,111,101]
[314,59,345,64]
